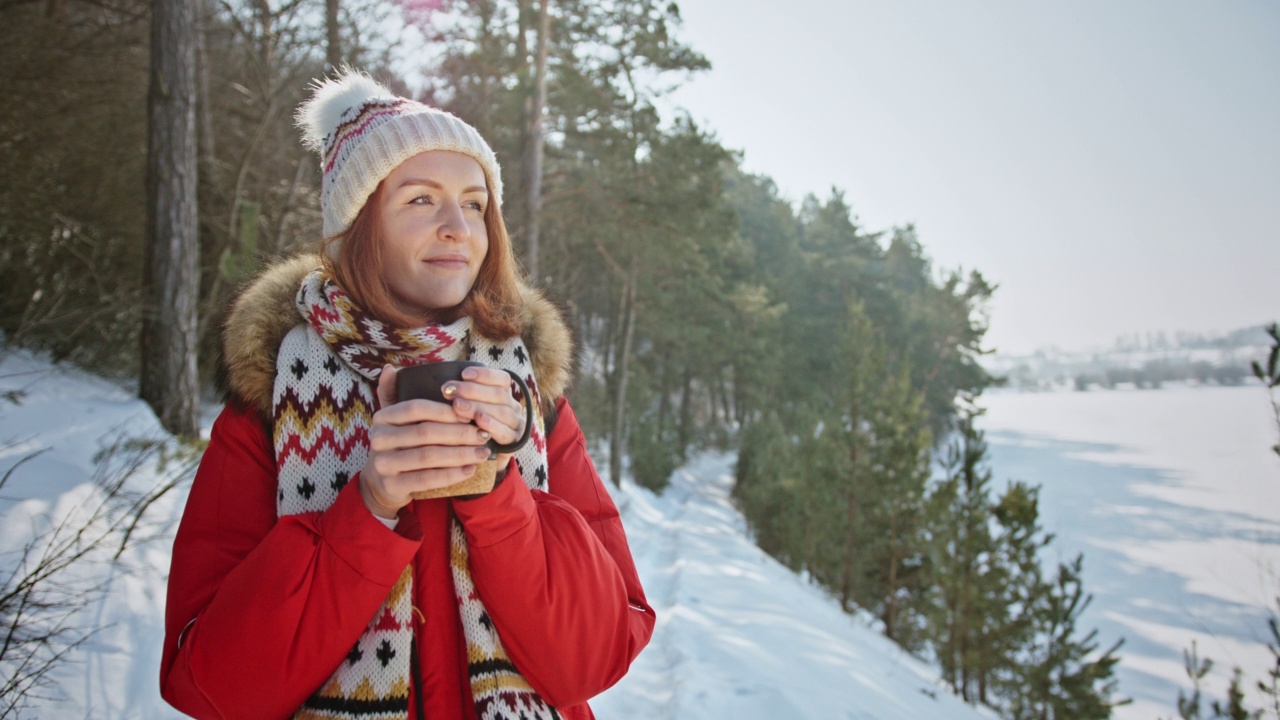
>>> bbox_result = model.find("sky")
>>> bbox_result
[661,1,1280,355]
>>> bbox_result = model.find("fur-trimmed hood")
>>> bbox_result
[221,254,574,420]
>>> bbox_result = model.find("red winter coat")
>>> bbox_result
[160,396,654,719]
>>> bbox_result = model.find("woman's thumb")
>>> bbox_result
[377,364,398,408]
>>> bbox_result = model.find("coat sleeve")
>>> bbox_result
[451,397,656,708]
[159,401,423,719]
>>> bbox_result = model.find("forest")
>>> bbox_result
[5,0,1254,718]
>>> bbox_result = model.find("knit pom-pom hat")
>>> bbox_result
[296,68,503,236]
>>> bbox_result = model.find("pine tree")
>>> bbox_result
[1001,555,1125,720]
[924,406,1124,717]
[1176,642,1215,720]
[839,305,933,644]
[925,406,1004,703]
[1212,668,1260,720]
[1250,323,1280,459]
[1259,611,1280,718]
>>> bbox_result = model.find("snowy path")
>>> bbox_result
[593,453,992,720]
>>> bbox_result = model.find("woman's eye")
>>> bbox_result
[409,195,434,205]
[465,201,486,212]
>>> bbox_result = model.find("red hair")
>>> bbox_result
[322,180,522,339]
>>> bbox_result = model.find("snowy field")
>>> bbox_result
[981,384,1280,720]
[0,348,989,720]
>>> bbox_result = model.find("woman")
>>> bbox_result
[160,70,655,720]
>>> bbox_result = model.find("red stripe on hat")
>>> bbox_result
[323,101,415,173]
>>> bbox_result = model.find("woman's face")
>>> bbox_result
[377,150,490,320]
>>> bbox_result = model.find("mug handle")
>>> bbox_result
[487,369,534,455]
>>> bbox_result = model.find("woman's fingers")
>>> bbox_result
[471,404,526,445]
[368,443,493,479]
[441,367,525,443]
[364,443,488,513]
[444,366,520,406]
[377,396,464,426]
[370,415,490,452]
[361,462,481,518]
[388,464,482,493]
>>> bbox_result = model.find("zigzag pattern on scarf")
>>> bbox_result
[274,384,373,469]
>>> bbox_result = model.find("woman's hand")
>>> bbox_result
[439,364,527,449]
[359,365,496,519]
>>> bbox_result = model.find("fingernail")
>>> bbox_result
[462,464,477,476]
[462,368,478,380]
[442,383,458,399]
[454,398,472,412]
[475,447,491,460]
[477,430,491,441]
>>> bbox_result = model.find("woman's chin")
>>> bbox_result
[397,294,469,323]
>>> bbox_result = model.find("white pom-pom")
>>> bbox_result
[296,68,393,150]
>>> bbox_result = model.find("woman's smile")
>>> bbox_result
[424,252,471,270]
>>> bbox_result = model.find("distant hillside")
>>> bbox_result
[984,325,1271,391]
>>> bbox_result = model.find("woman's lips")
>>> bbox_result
[425,254,468,269]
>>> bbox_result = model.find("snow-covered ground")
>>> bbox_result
[0,349,187,719]
[0,348,989,720]
[6,346,1276,719]
[981,384,1280,720]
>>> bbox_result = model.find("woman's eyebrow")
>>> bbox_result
[395,178,487,195]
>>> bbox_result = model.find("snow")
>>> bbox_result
[4,346,1276,719]
[981,384,1280,720]
[0,348,188,719]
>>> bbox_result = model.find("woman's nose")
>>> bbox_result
[436,201,470,241]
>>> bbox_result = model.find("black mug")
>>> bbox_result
[394,361,534,455]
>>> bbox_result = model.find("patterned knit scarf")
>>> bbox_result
[272,271,559,720]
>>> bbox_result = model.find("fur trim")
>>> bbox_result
[222,255,322,419]
[222,254,575,420]
[516,282,573,405]
[295,69,392,151]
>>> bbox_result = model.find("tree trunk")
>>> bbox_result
[655,357,671,436]
[959,547,972,701]
[325,0,341,70]
[522,0,550,281]
[883,511,901,641]
[193,0,219,358]
[839,397,863,610]
[141,0,200,437]
[677,366,694,449]
[608,267,637,486]
[195,0,216,184]
[838,485,859,610]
